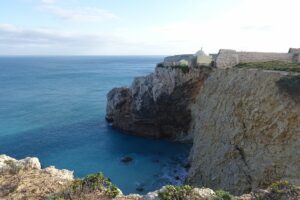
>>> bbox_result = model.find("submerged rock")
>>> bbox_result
[121,156,133,163]
[136,186,145,192]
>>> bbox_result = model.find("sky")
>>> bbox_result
[1,0,300,55]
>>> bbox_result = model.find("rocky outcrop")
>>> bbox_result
[106,59,300,195]
[106,66,211,140]
[188,69,300,195]
[0,155,73,200]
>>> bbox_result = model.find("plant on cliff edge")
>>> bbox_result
[214,190,236,200]
[156,63,190,73]
[173,64,190,73]
[51,172,120,199]
[158,185,193,200]
[270,181,299,194]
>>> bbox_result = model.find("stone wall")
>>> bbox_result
[215,49,299,69]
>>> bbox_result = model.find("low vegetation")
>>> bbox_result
[158,185,193,200]
[214,190,236,200]
[258,181,300,199]
[51,172,120,200]
[270,181,299,194]
[157,63,190,73]
[276,75,300,101]
[235,61,300,72]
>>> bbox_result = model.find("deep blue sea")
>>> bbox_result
[0,56,191,194]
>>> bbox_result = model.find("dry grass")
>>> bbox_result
[235,61,300,72]
[0,169,72,200]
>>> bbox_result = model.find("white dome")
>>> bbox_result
[195,49,206,56]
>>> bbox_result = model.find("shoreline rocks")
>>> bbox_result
[0,155,299,199]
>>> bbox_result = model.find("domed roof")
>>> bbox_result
[195,49,206,56]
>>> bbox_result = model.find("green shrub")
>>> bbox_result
[156,63,190,73]
[270,181,298,194]
[214,190,236,200]
[276,75,300,101]
[235,61,300,72]
[158,185,193,200]
[173,64,190,73]
[52,172,120,199]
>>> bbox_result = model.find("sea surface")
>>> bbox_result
[0,56,191,194]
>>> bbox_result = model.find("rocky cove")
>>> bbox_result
[1,50,300,200]
[106,50,300,196]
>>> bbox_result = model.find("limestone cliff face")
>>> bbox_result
[188,69,300,195]
[106,64,300,195]
[106,66,211,140]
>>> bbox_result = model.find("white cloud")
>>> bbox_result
[37,0,118,23]
[2,0,300,55]
[41,0,57,4]
[0,23,123,55]
[0,23,166,55]
[136,0,300,54]
[41,5,118,22]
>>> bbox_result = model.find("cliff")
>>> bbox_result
[188,69,300,194]
[106,65,211,140]
[106,61,300,195]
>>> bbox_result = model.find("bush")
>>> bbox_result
[158,185,193,200]
[52,172,120,199]
[214,190,236,200]
[235,61,300,72]
[156,63,190,73]
[276,75,300,101]
[173,64,190,73]
[270,181,298,194]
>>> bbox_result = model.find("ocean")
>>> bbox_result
[0,56,191,194]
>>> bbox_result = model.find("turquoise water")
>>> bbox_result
[0,56,191,194]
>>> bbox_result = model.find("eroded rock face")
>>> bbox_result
[106,62,300,195]
[106,66,212,140]
[188,69,300,195]
[0,155,74,200]
[0,154,41,173]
